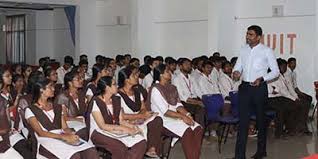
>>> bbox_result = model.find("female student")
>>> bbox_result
[118,66,163,157]
[25,77,98,159]
[149,64,203,159]
[86,76,147,159]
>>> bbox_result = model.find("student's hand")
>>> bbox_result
[182,116,194,126]
[232,71,241,81]
[62,134,79,144]
[141,111,153,119]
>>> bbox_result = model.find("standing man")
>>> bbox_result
[233,25,279,159]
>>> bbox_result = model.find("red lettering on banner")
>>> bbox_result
[260,33,296,55]
[287,34,296,54]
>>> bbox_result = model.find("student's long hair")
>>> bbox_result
[26,71,44,94]
[91,64,107,82]
[64,70,80,90]
[96,76,113,96]
[0,67,11,90]
[117,65,137,88]
[32,77,50,103]
[153,64,167,83]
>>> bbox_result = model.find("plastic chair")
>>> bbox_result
[202,94,239,153]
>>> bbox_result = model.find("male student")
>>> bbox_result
[56,56,73,84]
[172,58,205,127]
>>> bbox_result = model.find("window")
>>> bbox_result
[5,15,26,64]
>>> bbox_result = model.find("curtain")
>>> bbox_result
[64,6,76,46]
[6,15,25,64]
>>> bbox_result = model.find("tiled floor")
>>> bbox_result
[168,121,318,159]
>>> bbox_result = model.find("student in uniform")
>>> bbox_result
[118,66,163,158]
[285,57,312,116]
[0,95,23,159]
[142,57,160,91]
[22,65,33,85]
[56,56,74,85]
[0,68,33,158]
[85,63,112,102]
[172,58,205,127]
[25,77,98,159]
[219,61,240,99]
[272,59,310,135]
[149,64,203,159]
[55,69,88,139]
[44,67,62,98]
[87,76,147,159]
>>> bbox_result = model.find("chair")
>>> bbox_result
[202,94,239,153]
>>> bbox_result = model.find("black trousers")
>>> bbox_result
[235,82,267,159]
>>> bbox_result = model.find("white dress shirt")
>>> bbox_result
[233,44,279,82]
[142,71,154,90]
[267,74,298,101]
[56,66,71,84]
[172,72,198,102]
[197,73,221,98]
[284,67,298,89]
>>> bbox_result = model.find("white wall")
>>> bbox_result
[132,0,209,59]
[35,9,75,64]
[96,0,131,58]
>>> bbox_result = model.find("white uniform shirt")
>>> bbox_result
[219,71,236,97]
[142,71,154,90]
[172,72,198,102]
[197,73,221,98]
[284,67,298,89]
[56,66,71,84]
[267,74,298,101]
[233,44,279,82]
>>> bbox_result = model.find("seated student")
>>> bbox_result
[269,59,311,135]
[86,76,147,159]
[142,57,160,91]
[11,74,26,105]
[25,78,98,159]
[56,56,74,85]
[22,65,33,85]
[44,67,62,98]
[219,61,240,99]
[149,64,203,159]
[55,70,88,139]
[267,77,298,138]
[164,57,177,79]
[117,66,163,158]
[172,58,205,127]
[0,95,23,159]
[85,63,112,103]
[285,57,312,109]
[0,68,33,158]
[78,59,90,81]
[197,61,221,98]
[210,56,223,84]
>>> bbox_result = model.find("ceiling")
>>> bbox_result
[0,1,70,11]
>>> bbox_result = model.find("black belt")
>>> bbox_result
[242,81,265,86]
